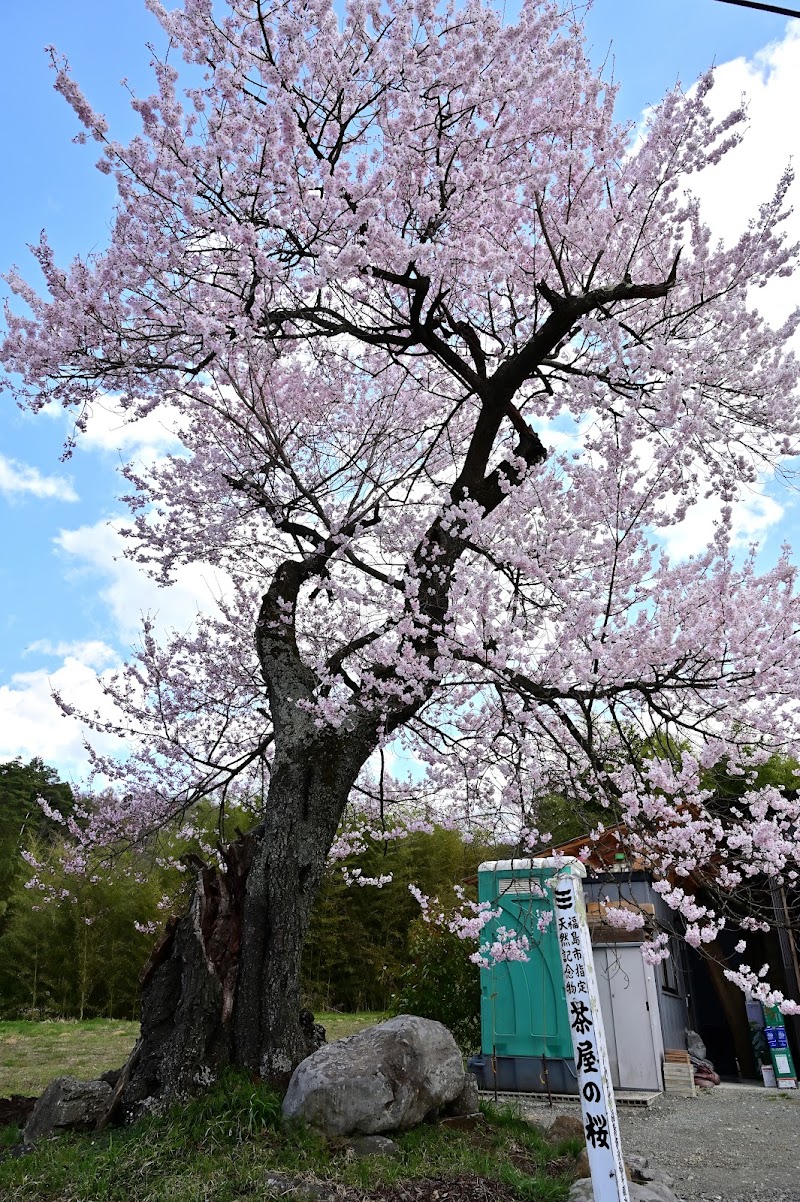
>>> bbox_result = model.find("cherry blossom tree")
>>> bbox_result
[4,0,800,1103]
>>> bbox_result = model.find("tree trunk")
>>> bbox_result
[232,761,342,1083]
[108,731,368,1122]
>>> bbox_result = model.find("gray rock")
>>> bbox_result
[445,1072,480,1117]
[23,1077,113,1144]
[344,1134,399,1157]
[638,1185,678,1202]
[263,1171,338,1200]
[282,1014,464,1137]
[567,1181,601,1202]
[576,1148,634,1182]
[640,1167,675,1188]
[522,1109,558,1135]
[546,1113,585,1142]
[569,1180,678,1202]
[624,1153,674,1188]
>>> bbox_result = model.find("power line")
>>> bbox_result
[712,0,800,17]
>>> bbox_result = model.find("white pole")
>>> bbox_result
[548,864,630,1202]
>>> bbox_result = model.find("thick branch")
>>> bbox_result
[493,253,682,399]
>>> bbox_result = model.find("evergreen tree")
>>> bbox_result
[0,759,73,935]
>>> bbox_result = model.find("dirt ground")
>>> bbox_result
[520,1083,800,1202]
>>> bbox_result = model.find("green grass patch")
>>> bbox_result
[314,1011,389,1041]
[0,1070,575,1202]
[0,1014,387,1100]
[0,1021,140,1097]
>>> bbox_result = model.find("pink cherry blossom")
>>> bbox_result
[3,0,800,1056]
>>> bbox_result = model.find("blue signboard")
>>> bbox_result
[762,1004,797,1086]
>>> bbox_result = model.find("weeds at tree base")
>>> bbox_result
[0,1069,576,1202]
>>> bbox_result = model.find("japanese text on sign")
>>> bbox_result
[550,874,630,1202]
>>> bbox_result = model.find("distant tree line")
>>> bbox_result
[4,749,798,1052]
[0,760,509,1031]
[0,759,192,1019]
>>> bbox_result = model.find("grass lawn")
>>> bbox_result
[0,1069,577,1201]
[0,1021,140,1098]
[0,1013,387,1098]
[316,1010,389,1042]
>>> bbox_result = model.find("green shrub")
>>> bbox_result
[392,916,481,1052]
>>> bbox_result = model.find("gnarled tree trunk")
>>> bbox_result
[233,743,366,1083]
[108,729,370,1122]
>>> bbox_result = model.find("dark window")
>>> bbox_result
[661,939,681,994]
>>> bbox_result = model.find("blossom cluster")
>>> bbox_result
[2,0,800,1006]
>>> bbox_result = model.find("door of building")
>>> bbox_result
[594,943,664,1091]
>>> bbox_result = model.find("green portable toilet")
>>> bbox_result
[467,858,579,1094]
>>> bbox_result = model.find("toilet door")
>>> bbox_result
[593,944,664,1091]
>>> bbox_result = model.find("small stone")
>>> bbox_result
[7,1143,33,1159]
[263,1171,338,1201]
[264,1172,297,1197]
[547,1113,585,1142]
[567,1179,594,1202]
[520,1114,550,1136]
[633,1184,679,1202]
[576,1148,632,1181]
[569,1180,678,1202]
[640,1167,675,1188]
[344,1135,399,1158]
[626,1153,673,1187]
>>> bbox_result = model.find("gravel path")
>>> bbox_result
[517,1084,800,1202]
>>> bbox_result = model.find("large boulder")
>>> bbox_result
[282,1014,465,1136]
[569,1180,678,1202]
[22,1077,113,1145]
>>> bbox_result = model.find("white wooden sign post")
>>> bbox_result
[548,863,630,1202]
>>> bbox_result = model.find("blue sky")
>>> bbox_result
[1,0,799,781]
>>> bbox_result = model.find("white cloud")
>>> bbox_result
[77,396,187,465]
[0,453,78,502]
[0,519,236,780]
[536,410,591,458]
[690,24,800,328]
[0,654,123,782]
[0,515,234,781]
[40,394,187,469]
[659,481,784,561]
[23,639,119,671]
[55,518,234,646]
[648,24,800,563]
